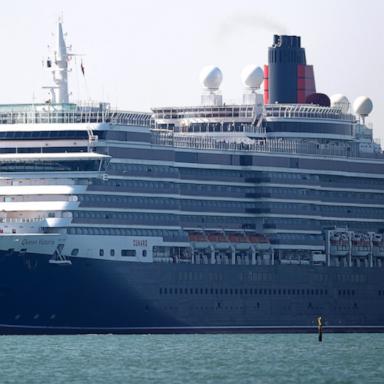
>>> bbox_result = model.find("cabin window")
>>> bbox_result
[99,249,104,257]
[110,249,115,257]
[71,249,79,256]
[142,250,147,257]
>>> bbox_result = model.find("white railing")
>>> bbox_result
[152,104,356,122]
[265,104,355,122]
[151,132,383,159]
[0,105,152,127]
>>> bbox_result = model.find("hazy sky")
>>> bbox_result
[0,0,383,137]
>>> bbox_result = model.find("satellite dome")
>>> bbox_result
[353,96,373,116]
[305,93,331,107]
[330,94,350,113]
[241,65,264,89]
[199,66,223,90]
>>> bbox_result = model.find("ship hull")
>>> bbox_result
[0,250,383,334]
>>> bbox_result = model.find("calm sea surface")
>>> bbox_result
[0,334,383,384]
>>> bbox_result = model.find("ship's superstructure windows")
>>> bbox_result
[110,249,115,257]
[0,130,89,140]
[71,249,79,256]
[99,249,104,257]
[121,249,136,257]
[264,121,353,137]
[0,160,102,173]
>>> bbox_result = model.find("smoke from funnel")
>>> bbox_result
[217,12,288,43]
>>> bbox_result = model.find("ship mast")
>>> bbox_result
[45,20,70,104]
[54,21,69,104]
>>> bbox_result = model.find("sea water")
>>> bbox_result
[0,334,383,384]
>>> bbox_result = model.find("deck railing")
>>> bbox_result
[0,106,152,127]
[264,104,355,122]
[151,131,383,160]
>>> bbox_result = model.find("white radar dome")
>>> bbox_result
[241,65,264,89]
[330,94,350,113]
[353,96,373,116]
[200,66,223,90]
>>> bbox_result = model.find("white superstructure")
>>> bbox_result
[44,21,70,104]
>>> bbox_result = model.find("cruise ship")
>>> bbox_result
[0,23,383,334]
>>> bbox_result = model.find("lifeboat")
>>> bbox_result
[372,233,384,257]
[247,233,269,244]
[330,232,349,256]
[372,233,382,246]
[207,231,227,243]
[187,231,206,242]
[351,233,370,257]
[227,232,246,243]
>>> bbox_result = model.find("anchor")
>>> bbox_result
[49,243,72,266]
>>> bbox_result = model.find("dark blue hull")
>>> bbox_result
[1,251,384,334]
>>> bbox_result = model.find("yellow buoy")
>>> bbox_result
[317,316,323,342]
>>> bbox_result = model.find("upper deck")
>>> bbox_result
[152,103,355,124]
[152,103,356,139]
[0,101,379,162]
[0,103,152,128]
